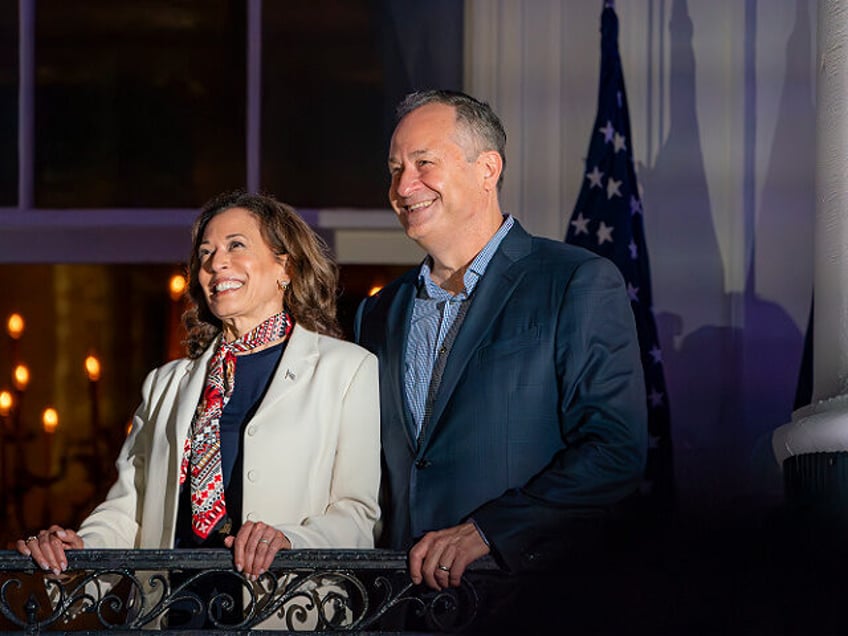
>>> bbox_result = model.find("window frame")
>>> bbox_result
[1,0,408,265]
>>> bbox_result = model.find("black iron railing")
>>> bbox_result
[0,549,501,634]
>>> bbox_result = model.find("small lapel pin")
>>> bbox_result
[284,369,296,381]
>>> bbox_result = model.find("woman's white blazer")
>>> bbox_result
[77,324,380,549]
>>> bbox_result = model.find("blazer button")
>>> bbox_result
[415,459,431,469]
[247,470,259,482]
[247,425,257,436]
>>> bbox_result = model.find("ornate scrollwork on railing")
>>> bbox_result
[0,549,499,633]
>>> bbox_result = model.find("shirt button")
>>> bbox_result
[246,512,257,521]
[247,470,259,482]
[438,346,447,355]
[415,459,431,469]
[247,426,257,436]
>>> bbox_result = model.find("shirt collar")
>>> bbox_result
[417,214,514,299]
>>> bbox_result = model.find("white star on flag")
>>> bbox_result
[628,239,638,259]
[598,120,615,142]
[586,166,604,189]
[630,195,642,215]
[606,177,622,199]
[597,221,614,245]
[571,212,590,235]
[649,345,662,364]
[648,388,664,407]
[613,132,627,153]
[626,282,639,302]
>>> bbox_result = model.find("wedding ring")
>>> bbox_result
[25,536,37,544]
[258,538,271,544]
[437,564,450,572]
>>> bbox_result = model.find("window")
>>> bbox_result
[0,0,17,205]
[34,0,246,208]
[2,0,462,262]
[261,1,462,208]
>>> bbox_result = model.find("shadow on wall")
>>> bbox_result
[657,293,801,512]
[641,0,811,512]
[754,0,814,334]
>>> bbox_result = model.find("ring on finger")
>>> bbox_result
[437,564,450,572]
[25,536,37,544]
[258,537,271,544]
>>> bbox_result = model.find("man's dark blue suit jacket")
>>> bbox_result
[355,220,647,572]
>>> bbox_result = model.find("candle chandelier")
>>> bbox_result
[0,271,189,547]
[0,313,112,544]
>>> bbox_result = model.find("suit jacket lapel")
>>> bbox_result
[253,324,319,415]
[385,275,419,450]
[419,222,533,449]
[148,345,214,542]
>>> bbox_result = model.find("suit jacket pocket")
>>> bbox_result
[478,326,541,363]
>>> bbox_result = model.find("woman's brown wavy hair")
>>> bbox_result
[183,191,342,358]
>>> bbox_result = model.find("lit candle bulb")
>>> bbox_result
[169,274,187,301]
[6,313,24,340]
[12,364,29,392]
[42,407,59,434]
[0,389,13,417]
[85,355,101,382]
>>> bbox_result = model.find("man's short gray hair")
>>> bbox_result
[396,90,507,189]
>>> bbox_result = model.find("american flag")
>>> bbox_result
[566,3,674,507]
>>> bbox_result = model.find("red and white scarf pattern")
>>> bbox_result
[180,311,293,539]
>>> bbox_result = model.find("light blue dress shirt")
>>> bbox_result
[404,215,515,438]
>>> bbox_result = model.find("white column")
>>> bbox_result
[464,0,568,240]
[813,0,848,403]
[773,0,848,462]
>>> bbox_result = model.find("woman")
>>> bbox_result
[17,191,380,591]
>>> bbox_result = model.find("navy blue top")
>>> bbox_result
[174,341,285,547]
[218,342,284,486]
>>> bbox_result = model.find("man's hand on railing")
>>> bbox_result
[408,521,490,591]
[15,525,83,576]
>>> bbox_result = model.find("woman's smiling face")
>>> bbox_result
[197,206,288,340]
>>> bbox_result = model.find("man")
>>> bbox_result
[355,90,647,591]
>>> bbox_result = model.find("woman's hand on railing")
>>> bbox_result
[16,525,84,575]
[223,520,290,581]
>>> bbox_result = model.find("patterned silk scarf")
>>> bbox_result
[180,310,294,540]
